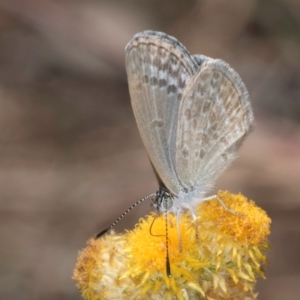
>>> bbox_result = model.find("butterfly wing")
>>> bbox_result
[175,59,254,196]
[125,31,199,195]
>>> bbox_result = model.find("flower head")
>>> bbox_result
[73,191,271,299]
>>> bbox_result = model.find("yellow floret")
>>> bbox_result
[73,191,271,300]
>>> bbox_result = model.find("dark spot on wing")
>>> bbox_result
[150,76,158,86]
[203,101,211,113]
[159,79,167,87]
[182,148,189,158]
[200,149,205,159]
[178,77,186,89]
[167,84,177,94]
[220,137,229,146]
[143,75,149,83]
[222,153,228,161]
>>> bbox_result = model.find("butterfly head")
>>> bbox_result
[152,187,174,213]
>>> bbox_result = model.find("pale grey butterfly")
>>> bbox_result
[96,31,254,275]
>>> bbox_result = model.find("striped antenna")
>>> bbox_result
[95,193,156,239]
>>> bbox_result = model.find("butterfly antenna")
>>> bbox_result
[95,193,156,239]
[165,211,171,277]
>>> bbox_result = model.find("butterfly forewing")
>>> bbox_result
[125,31,199,195]
[175,59,254,195]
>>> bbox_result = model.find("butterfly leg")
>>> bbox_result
[217,195,244,216]
[189,206,199,242]
[176,207,183,252]
[200,194,243,216]
[200,195,217,202]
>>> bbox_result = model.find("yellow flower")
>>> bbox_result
[73,191,271,300]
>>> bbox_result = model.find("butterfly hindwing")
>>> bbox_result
[175,59,254,195]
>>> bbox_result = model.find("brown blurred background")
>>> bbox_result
[0,0,299,299]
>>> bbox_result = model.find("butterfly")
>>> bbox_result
[96,31,254,250]
[125,30,254,213]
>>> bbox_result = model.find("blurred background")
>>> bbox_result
[0,0,299,299]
